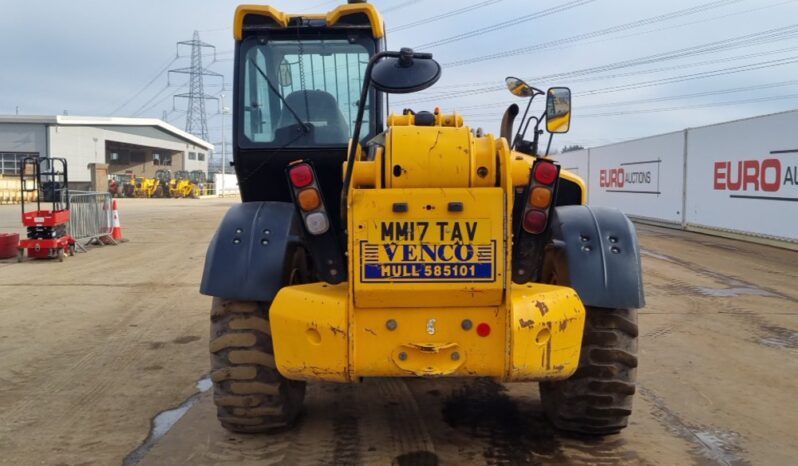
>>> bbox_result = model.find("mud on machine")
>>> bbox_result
[201,1,645,437]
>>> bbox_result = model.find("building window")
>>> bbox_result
[188,152,196,160]
[198,153,206,161]
[0,152,38,175]
[153,153,161,165]
[162,155,172,166]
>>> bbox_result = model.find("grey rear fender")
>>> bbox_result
[200,202,303,302]
[546,205,645,309]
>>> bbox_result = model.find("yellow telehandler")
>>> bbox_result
[189,170,207,197]
[201,1,644,437]
[135,169,171,198]
[170,170,193,198]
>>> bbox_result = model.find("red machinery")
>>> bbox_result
[18,157,75,262]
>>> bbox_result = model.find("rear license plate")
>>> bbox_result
[360,220,496,282]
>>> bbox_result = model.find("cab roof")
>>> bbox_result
[233,3,384,41]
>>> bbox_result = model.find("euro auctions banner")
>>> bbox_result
[686,110,798,241]
[588,131,685,224]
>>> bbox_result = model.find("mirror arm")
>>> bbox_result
[542,102,554,157]
[341,49,436,229]
[511,95,535,149]
[531,109,546,156]
[521,116,538,139]
[544,133,555,158]
[340,50,394,228]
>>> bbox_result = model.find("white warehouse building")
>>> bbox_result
[0,115,213,189]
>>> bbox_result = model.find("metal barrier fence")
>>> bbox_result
[64,191,116,251]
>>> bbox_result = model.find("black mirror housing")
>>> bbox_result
[370,48,441,94]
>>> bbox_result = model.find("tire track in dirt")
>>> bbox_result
[0,201,216,465]
[640,385,751,466]
[375,379,437,463]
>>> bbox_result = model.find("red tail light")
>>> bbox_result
[476,323,491,337]
[289,164,314,188]
[534,162,558,185]
[523,210,548,234]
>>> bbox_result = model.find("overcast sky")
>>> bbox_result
[2,0,798,151]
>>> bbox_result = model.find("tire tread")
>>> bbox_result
[210,298,305,434]
[541,308,638,436]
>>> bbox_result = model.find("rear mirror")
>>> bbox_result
[546,87,571,134]
[505,76,543,98]
[370,48,441,94]
[279,59,293,87]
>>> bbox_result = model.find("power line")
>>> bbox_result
[136,86,185,117]
[575,92,798,118]
[382,0,423,14]
[412,0,596,49]
[460,78,798,119]
[443,0,746,67]
[458,58,798,120]
[132,65,227,117]
[578,79,798,108]
[577,55,798,96]
[397,24,798,104]
[307,0,339,9]
[131,84,178,117]
[461,92,798,122]
[108,55,179,115]
[390,0,505,32]
[452,45,798,112]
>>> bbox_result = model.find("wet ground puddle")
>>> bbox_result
[122,375,212,466]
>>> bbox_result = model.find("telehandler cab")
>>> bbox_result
[201,1,644,437]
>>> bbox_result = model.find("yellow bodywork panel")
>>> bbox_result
[508,283,585,380]
[270,281,585,382]
[233,3,384,40]
[384,124,497,189]
[386,126,472,188]
[270,283,350,382]
[350,188,506,308]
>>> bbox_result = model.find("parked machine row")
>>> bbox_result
[108,170,208,198]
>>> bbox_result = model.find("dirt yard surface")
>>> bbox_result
[1,199,796,466]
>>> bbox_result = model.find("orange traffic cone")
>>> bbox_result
[111,199,124,240]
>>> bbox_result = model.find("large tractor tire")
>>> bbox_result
[539,248,638,435]
[209,249,310,433]
[539,308,637,435]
